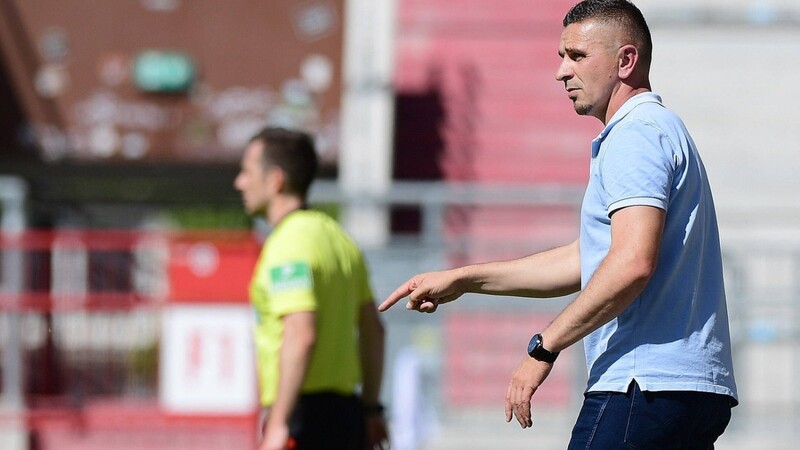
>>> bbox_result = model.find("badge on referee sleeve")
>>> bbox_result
[269,261,313,293]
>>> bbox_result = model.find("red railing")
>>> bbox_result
[0,229,259,311]
[0,229,262,450]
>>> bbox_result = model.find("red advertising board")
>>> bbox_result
[166,235,259,303]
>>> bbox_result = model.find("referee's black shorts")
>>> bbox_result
[289,392,365,449]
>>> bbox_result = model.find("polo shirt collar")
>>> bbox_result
[591,92,663,157]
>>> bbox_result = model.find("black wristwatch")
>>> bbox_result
[527,333,559,363]
[364,402,385,417]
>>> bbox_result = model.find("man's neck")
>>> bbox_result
[603,83,651,125]
[266,196,305,226]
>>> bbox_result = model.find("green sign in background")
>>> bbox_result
[133,51,195,93]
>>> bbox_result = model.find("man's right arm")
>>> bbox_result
[379,239,581,312]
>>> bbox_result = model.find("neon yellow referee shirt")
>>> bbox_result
[249,209,374,407]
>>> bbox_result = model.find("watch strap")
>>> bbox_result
[528,333,559,363]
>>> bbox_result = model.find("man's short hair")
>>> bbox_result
[563,0,652,68]
[249,127,318,199]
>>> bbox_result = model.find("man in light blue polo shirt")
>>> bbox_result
[581,92,737,403]
[379,0,737,448]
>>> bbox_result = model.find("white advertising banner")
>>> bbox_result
[159,304,257,414]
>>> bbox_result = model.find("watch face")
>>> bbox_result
[527,333,558,363]
[527,334,542,355]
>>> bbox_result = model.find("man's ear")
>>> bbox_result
[266,166,287,193]
[618,44,639,79]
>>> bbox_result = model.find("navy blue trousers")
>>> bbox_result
[568,381,733,449]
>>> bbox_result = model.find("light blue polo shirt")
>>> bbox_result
[580,92,737,402]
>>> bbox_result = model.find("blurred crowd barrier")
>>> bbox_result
[0,229,261,450]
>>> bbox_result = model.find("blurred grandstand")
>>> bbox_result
[2,0,800,449]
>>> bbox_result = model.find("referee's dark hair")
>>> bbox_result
[249,127,319,199]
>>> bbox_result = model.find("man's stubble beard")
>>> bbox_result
[574,101,593,116]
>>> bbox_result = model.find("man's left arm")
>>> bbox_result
[506,204,665,427]
[359,302,390,449]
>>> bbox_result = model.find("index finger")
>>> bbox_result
[504,383,513,422]
[378,280,415,312]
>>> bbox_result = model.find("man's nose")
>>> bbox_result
[555,58,571,82]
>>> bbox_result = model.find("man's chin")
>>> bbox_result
[244,205,266,217]
[573,102,593,115]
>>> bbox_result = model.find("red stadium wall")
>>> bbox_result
[393,0,600,184]
[392,0,597,264]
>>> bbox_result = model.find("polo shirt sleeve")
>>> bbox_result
[600,120,676,216]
